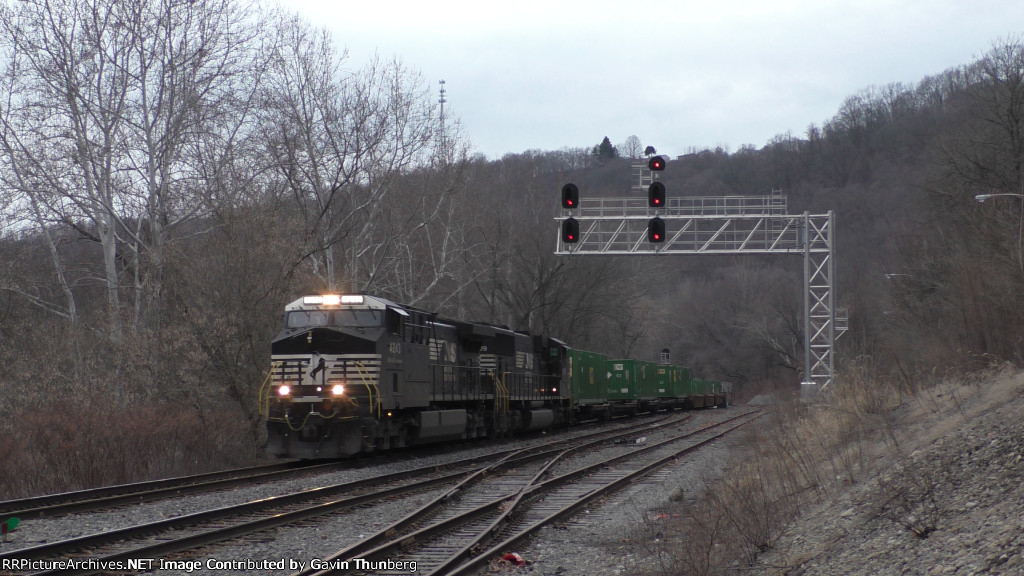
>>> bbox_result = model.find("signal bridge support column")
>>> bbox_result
[555,195,837,398]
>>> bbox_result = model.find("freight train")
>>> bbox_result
[261,294,729,458]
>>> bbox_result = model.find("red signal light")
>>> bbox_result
[648,156,665,171]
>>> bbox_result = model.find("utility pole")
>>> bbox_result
[439,79,447,146]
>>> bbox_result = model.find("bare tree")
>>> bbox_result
[260,17,444,294]
[945,35,1024,194]
[0,0,135,341]
[115,0,271,337]
[621,134,642,159]
[372,153,480,307]
[454,153,656,349]
[877,37,1024,368]
[0,0,271,344]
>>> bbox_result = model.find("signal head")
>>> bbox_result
[561,183,579,209]
[648,156,666,171]
[562,217,580,244]
[647,217,666,243]
[648,182,666,208]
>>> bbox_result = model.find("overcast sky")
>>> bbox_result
[286,0,1023,160]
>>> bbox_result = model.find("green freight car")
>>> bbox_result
[567,348,611,420]
[633,360,662,411]
[692,378,708,408]
[655,364,691,410]
[606,358,640,415]
[705,379,720,408]
[568,347,724,419]
[692,378,726,409]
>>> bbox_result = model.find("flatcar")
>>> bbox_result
[261,294,725,458]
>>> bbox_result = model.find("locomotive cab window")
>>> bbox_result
[386,307,407,338]
[287,311,330,328]
[286,309,383,329]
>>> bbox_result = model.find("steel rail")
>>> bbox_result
[281,413,692,576]
[294,411,754,576]
[1,416,677,576]
[0,414,670,521]
[0,461,336,520]
[445,410,762,576]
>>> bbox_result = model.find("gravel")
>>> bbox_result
[3,411,734,574]
[523,434,733,576]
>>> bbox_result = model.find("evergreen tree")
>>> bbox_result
[592,136,619,159]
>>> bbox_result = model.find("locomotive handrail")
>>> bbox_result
[494,373,510,416]
[257,361,283,418]
[353,361,382,418]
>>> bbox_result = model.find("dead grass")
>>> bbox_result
[630,362,1024,576]
[0,399,260,499]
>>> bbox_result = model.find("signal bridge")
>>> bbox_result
[555,161,843,398]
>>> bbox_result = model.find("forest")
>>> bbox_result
[2,0,1023,496]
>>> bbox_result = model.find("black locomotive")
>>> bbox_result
[262,294,726,458]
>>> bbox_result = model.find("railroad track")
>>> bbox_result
[453,409,761,576]
[0,414,663,522]
[0,415,683,576]
[291,408,760,576]
[0,461,337,520]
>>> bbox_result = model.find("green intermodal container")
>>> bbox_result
[669,365,692,398]
[636,360,661,401]
[606,359,639,401]
[653,365,673,398]
[568,348,608,405]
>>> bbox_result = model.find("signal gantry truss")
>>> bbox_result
[555,189,840,397]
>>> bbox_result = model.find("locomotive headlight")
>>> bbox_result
[277,385,291,397]
[331,383,345,396]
